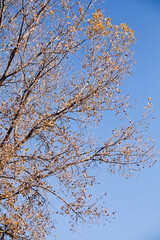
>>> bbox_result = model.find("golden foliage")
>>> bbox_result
[0,0,156,239]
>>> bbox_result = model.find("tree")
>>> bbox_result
[0,0,156,239]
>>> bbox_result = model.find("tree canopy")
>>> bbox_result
[0,0,156,239]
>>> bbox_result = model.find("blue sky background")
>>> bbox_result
[54,0,160,239]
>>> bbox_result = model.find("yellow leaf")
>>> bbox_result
[50,10,55,15]
[79,7,84,15]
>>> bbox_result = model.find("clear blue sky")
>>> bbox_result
[54,0,160,239]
